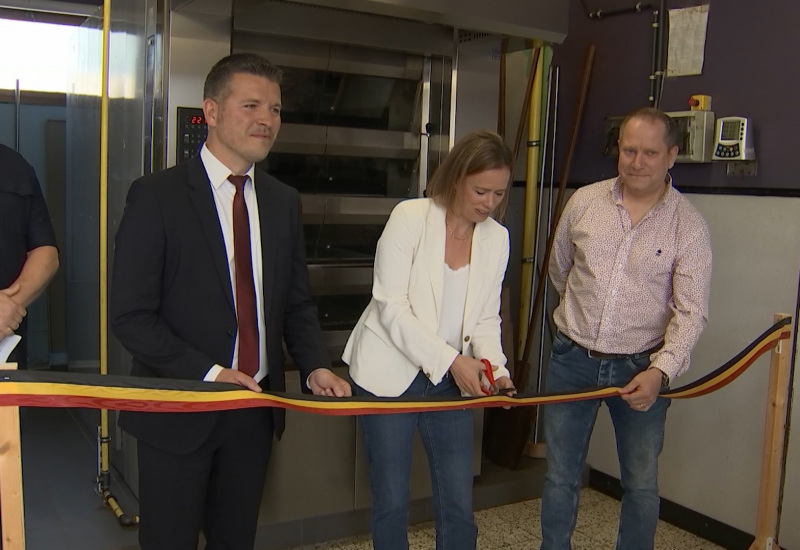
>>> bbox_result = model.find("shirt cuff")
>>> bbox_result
[493,365,512,382]
[306,368,327,389]
[649,354,677,383]
[205,364,225,382]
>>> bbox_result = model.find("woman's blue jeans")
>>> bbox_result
[356,371,478,550]
[540,331,670,550]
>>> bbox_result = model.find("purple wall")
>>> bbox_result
[552,0,799,192]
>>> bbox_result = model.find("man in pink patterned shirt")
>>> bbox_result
[540,107,712,550]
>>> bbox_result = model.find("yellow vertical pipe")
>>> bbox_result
[99,0,111,474]
[516,52,544,361]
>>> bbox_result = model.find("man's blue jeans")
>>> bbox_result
[540,331,670,550]
[356,371,477,550]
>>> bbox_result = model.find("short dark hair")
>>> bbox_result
[203,53,283,102]
[426,130,514,220]
[619,106,679,150]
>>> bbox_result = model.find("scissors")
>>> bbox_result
[480,359,515,395]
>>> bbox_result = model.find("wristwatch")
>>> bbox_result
[650,367,669,388]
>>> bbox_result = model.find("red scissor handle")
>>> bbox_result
[480,359,496,395]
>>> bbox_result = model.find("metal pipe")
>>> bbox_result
[419,55,431,197]
[448,28,457,151]
[579,1,664,106]
[14,79,20,151]
[653,0,666,107]
[581,1,654,19]
[533,65,559,445]
[649,8,658,105]
[497,38,507,137]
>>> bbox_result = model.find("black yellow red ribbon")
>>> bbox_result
[0,318,791,415]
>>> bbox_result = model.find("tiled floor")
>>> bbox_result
[17,406,724,550]
[285,489,725,550]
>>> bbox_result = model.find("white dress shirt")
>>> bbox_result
[200,145,268,383]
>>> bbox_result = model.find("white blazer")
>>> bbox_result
[343,198,510,397]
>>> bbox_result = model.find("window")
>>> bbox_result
[0,18,94,94]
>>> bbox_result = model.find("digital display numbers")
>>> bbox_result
[177,107,208,163]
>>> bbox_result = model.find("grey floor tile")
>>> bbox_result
[573,500,620,546]
[656,521,725,549]
[577,487,613,507]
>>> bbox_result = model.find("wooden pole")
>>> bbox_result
[748,313,793,550]
[0,362,26,550]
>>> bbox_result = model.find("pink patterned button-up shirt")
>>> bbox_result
[549,177,712,381]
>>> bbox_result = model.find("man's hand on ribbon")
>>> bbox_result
[619,368,662,412]
[308,368,352,397]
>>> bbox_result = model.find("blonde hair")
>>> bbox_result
[426,130,514,220]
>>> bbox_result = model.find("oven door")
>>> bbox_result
[238,30,451,363]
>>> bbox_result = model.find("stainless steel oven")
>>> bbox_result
[232,3,455,361]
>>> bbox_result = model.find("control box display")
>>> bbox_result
[712,116,755,160]
[176,107,207,163]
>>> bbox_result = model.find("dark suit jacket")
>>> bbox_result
[110,157,329,454]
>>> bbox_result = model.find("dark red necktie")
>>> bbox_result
[228,175,259,378]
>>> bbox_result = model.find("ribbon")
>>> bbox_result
[0,318,791,415]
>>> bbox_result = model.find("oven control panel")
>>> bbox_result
[176,107,207,162]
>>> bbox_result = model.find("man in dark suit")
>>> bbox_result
[111,53,351,550]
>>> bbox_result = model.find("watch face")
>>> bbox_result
[661,372,670,388]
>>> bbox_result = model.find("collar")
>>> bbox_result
[200,144,256,190]
[611,172,674,206]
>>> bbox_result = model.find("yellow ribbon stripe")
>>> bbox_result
[0,318,791,415]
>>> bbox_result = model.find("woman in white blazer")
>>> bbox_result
[343,131,516,550]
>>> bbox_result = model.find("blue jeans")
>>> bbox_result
[540,331,670,550]
[356,372,477,550]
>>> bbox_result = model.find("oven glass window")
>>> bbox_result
[262,153,415,197]
[280,68,418,132]
[304,224,384,263]
[313,294,373,331]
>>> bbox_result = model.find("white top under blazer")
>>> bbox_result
[437,263,470,352]
[342,198,511,397]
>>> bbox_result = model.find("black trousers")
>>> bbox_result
[137,407,274,550]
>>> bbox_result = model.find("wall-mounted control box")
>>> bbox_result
[604,110,716,163]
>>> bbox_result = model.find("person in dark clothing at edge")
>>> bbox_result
[0,144,60,368]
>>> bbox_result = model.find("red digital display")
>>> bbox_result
[190,115,206,125]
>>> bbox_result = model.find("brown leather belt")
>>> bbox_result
[585,345,662,360]
[560,332,663,360]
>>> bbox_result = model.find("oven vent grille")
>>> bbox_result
[459,31,494,44]
[267,0,448,27]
